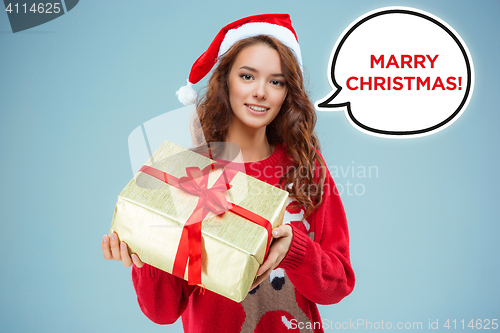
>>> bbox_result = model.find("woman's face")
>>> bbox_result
[227,44,287,131]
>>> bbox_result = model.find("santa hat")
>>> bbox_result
[176,13,302,105]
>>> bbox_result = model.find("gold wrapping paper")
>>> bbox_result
[110,140,288,302]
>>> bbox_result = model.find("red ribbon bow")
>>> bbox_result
[139,162,273,286]
[178,166,231,214]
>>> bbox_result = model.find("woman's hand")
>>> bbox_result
[102,232,144,268]
[250,224,293,291]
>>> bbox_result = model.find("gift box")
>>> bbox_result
[110,140,288,302]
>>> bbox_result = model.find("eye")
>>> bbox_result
[271,80,285,87]
[240,74,253,81]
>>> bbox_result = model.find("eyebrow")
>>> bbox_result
[239,66,285,77]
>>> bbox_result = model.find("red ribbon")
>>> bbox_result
[138,162,273,286]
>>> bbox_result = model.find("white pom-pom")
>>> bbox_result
[176,80,197,105]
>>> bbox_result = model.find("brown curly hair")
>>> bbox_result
[192,35,326,218]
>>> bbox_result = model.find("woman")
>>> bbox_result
[103,14,355,333]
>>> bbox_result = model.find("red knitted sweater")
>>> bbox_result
[132,144,355,332]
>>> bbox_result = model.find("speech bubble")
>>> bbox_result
[315,7,474,138]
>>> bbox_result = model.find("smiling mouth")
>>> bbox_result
[246,104,269,112]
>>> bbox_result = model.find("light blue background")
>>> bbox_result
[1,1,498,332]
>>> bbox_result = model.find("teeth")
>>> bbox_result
[247,105,268,112]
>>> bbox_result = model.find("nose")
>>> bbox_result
[252,80,267,100]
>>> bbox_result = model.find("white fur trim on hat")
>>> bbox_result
[219,22,303,70]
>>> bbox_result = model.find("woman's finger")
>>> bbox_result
[131,254,145,268]
[121,242,133,267]
[272,224,292,239]
[250,268,271,291]
[102,235,113,260]
[256,244,281,276]
[109,232,121,260]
